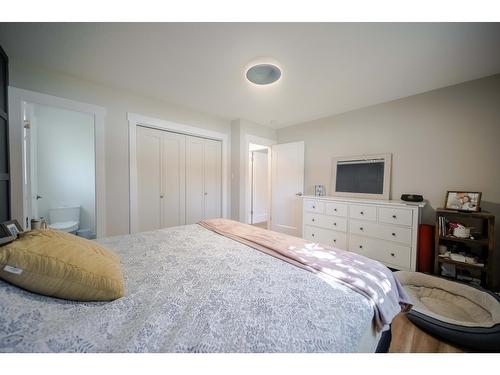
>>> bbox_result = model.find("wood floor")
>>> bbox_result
[389,313,463,353]
[251,221,267,229]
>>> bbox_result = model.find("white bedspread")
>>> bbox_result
[0,225,376,352]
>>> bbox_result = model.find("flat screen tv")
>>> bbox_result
[331,153,392,200]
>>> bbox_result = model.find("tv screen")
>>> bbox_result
[335,159,385,194]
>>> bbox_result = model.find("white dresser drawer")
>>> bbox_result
[348,235,411,270]
[349,204,377,221]
[325,202,348,217]
[303,213,347,232]
[350,219,412,245]
[304,199,325,214]
[304,225,347,249]
[378,207,413,227]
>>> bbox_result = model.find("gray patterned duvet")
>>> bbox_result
[0,225,376,352]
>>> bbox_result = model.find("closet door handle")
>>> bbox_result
[204,192,208,196]
[160,195,164,199]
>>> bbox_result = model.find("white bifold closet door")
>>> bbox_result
[185,136,222,224]
[136,126,221,232]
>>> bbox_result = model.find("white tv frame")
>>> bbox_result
[330,153,392,200]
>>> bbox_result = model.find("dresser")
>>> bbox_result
[302,196,426,271]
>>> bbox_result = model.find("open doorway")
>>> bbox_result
[9,88,106,237]
[24,102,96,238]
[248,143,269,228]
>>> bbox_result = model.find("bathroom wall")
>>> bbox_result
[32,103,95,234]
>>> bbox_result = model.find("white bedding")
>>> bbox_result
[0,225,379,352]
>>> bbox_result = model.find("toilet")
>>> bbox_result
[48,206,80,234]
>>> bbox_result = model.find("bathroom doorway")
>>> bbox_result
[248,143,269,227]
[9,87,106,237]
[25,102,96,238]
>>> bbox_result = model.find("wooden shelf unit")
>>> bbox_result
[434,208,496,290]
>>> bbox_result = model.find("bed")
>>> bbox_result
[1,223,400,352]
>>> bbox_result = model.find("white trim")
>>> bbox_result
[127,112,230,234]
[8,87,107,237]
[241,134,276,226]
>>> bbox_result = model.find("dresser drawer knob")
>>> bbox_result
[334,208,338,212]
[311,233,315,237]
[392,215,397,219]
[312,205,316,209]
[360,211,364,215]
[312,218,315,222]
[392,232,396,236]
[359,245,363,249]
[333,222,337,226]
[360,227,364,231]
[390,253,395,257]
[333,239,337,243]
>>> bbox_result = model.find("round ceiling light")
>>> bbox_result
[246,63,282,85]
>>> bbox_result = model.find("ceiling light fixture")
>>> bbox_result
[246,63,282,85]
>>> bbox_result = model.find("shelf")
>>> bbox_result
[437,257,485,271]
[439,236,489,246]
[436,208,494,219]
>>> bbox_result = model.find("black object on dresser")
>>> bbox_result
[434,208,497,291]
[401,194,424,202]
[0,45,10,223]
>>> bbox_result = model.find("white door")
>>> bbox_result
[203,138,222,220]
[251,150,268,224]
[270,141,304,236]
[161,131,186,227]
[137,126,163,232]
[185,135,205,224]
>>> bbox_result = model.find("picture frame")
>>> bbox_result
[444,191,482,212]
[0,219,24,238]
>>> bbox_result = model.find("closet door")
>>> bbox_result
[185,135,205,224]
[136,126,163,232]
[161,131,186,227]
[203,138,222,219]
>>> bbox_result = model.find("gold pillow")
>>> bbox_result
[0,229,124,301]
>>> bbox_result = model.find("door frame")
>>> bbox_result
[128,112,229,234]
[242,135,276,226]
[8,87,106,237]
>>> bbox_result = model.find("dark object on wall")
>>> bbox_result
[417,224,434,273]
[401,194,423,202]
[0,45,10,223]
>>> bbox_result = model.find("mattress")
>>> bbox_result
[0,224,379,352]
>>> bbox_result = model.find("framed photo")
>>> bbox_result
[445,191,482,212]
[0,220,24,237]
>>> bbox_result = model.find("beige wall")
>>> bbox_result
[277,74,500,224]
[10,60,232,236]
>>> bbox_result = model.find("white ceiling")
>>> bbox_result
[1,23,500,128]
